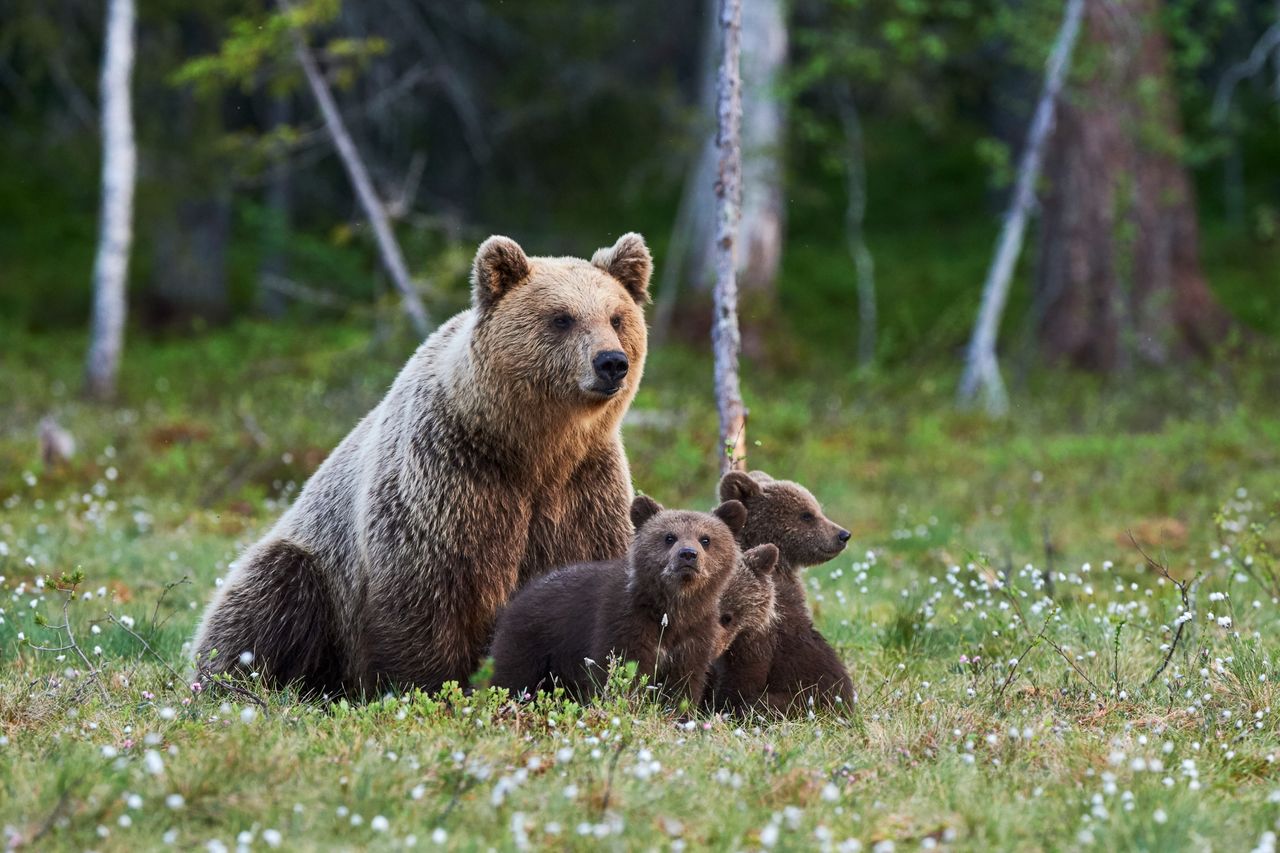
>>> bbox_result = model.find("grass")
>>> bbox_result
[2,320,1280,851]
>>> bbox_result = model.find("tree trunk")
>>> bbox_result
[712,0,747,475]
[957,0,1084,413]
[736,0,787,298]
[1037,0,1229,372]
[657,0,786,348]
[285,5,432,338]
[149,194,232,324]
[84,0,136,402]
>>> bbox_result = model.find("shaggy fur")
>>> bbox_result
[712,471,855,715]
[194,234,653,696]
[489,496,745,707]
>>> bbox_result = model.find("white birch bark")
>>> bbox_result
[712,0,747,474]
[288,17,431,337]
[84,0,136,401]
[957,0,1084,415]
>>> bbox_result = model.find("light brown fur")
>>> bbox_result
[194,234,653,696]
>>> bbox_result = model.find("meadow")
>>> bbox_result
[2,320,1279,851]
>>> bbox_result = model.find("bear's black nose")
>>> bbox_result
[838,529,851,543]
[677,547,698,562]
[593,350,629,386]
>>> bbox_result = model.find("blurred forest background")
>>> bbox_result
[3,0,1278,391]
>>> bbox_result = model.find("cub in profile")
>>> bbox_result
[489,495,750,707]
[712,471,855,715]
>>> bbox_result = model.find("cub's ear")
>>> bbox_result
[713,499,748,535]
[747,470,776,484]
[743,543,779,577]
[591,232,652,304]
[472,236,531,311]
[630,494,663,530]
[719,471,761,503]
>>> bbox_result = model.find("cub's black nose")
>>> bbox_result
[838,529,851,543]
[677,547,698,562]
[593,350,629,385]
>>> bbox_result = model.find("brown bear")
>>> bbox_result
[711,471,855,715]
[193,234,653,696]
[711,543,779,659]
[489,496,755,708]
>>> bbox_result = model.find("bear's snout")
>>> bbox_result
[592,350,629,391]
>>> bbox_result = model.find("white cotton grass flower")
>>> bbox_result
[430,827,448,845]
[371,815,389,833]
[261,829,282,848]
[144,750,165,776]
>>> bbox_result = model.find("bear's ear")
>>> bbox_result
[630,494,663,530]
[747,470,776,484]
[719,471,761,503]
[591,232,652,304]
[713,499,748,535]
[472,236,531,311]
[743,544,779,577]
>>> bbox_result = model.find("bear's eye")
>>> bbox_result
[699,536,711,547]
[719,613,733,627]
[551,313,575,331]
[610,315,622,331]
[664,533,677,545]
[801,512,816,522]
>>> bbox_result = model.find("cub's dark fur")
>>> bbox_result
[712,471,855,715]
[489,495,746,707]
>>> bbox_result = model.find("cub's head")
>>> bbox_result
[719,471,851,570]
[628,495,745,600]
[469,233,650,409]
[716,543,779,651]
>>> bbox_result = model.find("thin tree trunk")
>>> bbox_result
[286,10,431,337]
[712,0,747,474]
[84,0,136,402]
[1038,0,1229,371]
[957,0,1084,414]
[836,88,876,369]
[736,0,787,299]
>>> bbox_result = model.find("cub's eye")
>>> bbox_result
[610,315,622,331]
[719,613,733,627]
[664,533,677,545]
[801,512,816,522]
[551,314,575,330]
[699,536,711,547]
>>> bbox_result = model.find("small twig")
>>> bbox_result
[1128,532,1201,686]
[598,738,628,816]
[195,662,269,711]
[108,613,184,685]
[993,614,1053,704]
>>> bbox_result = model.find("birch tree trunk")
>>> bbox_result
[84,0,136,402]
[712,0,747,475]
[956,0,1084,414]
[286,12,431,337]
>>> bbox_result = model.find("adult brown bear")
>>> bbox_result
[193,233,652,696]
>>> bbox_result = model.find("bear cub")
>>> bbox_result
[711,471,856,715]
[490,495,771,707]
[712,543,779,659]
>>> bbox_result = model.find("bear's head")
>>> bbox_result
[469,233,650,410]
[715,543,779,651]
[718,471,851,571]
[627,495,746,602]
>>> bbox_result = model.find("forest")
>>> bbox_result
[2,0,1280,849]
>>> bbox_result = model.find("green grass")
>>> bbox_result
[2,321,1280,851]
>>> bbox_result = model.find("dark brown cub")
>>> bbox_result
[489,495,745,708]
